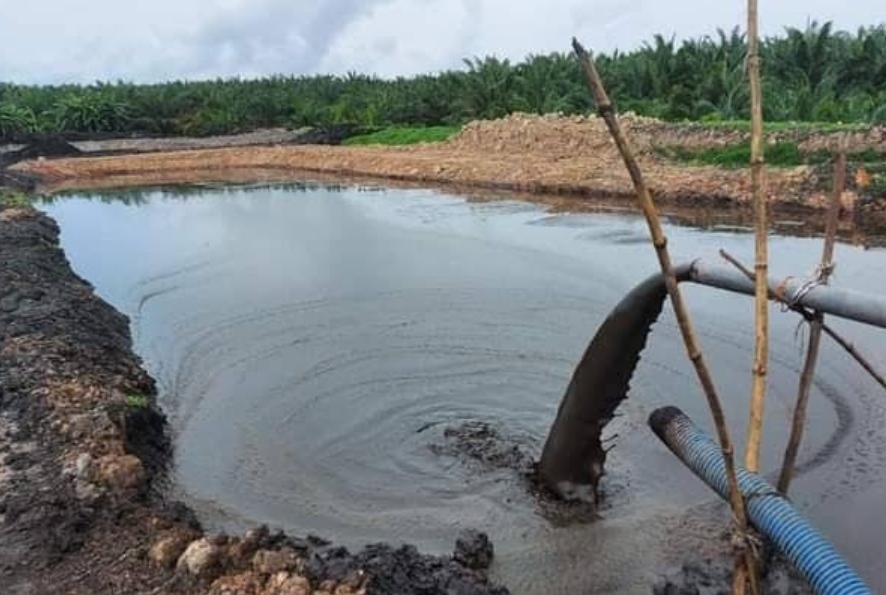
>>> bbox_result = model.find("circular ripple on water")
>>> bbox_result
[156,278,867,552]
[166,285,601,547]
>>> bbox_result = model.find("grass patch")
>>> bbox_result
[662,140,886,169]
[662,141,886,198]
[343,125,461,146]
[660,141,805,168]
[124,393,150,409]
[689,120,871,134]
[0,190,31,207]
[863,163,886,196]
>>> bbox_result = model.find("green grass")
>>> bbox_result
[688,119,870,134]
[661,141,886,169]
[0,190,31,207]
[659,141,804,168]
[864,163,886,196]
[124,393,150,409]
[343,125,461,146]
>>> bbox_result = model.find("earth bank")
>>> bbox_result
[6,113,886,220]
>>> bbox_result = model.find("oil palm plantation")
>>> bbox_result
[0,21,884,138]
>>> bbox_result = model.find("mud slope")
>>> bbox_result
[0,204,508,595]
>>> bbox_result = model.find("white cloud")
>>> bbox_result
[0,0,883,84]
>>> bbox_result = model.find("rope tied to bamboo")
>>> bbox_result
[778,260,837,312]
[816,262,836,281]
[783,276,822,310]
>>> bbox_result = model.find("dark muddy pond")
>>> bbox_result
[41,183,886,593]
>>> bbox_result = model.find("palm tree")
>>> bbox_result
[0,103,38,136]
[459,56,518,119]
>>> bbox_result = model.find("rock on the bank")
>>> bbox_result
[454,530,494,570]
[97,453,145,492]
[177,537,221,577]
[150,528,200,568]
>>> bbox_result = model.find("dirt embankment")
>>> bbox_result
[8,113,885,215]
[0,125,366,158]
[0,204,508,595]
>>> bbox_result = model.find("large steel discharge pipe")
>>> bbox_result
[537,264,693,501]
[688,260,886,330]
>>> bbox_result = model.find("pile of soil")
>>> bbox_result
[447,112,886,156]
[10,134,821,210]
[14,112,866,213]
[294,124,371,146]
[446,112,664,157]
[0,204,509,595]
[0,137,83,193]
[1,136,82,165]
[0,126,370,160]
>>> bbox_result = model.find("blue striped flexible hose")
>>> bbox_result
[649,406,871,595]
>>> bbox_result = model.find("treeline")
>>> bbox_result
[1,21,885,138]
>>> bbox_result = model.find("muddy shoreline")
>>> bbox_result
[0,203,509,594]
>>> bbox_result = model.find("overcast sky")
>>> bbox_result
[1,0,884,85]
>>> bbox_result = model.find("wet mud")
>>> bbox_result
[427,420,604,526]
[653,556,812,595]
[426,420,535,475]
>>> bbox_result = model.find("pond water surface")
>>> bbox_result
[40,183,886,594]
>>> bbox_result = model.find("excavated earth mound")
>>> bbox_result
[446,112,886,155]
[14,113,882,213]
[1,136,83,164]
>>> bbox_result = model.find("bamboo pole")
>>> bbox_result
[737,4,769,587]
[745,0,769,475]
[571,39,755,595]
[775,152,843,493]
[718,247,886,392]
[818,320,886,391]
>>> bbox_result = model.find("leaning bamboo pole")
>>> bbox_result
[745,0,769,476]
[777,153,845,494]
[571,39,755,595]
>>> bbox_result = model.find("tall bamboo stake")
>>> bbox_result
[571,39,755,595]
[776,153,846,494]
[745,0,769,475]
[737,6,769,587]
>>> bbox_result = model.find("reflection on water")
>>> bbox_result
[40,178,886,249]
[40,182,886,594]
